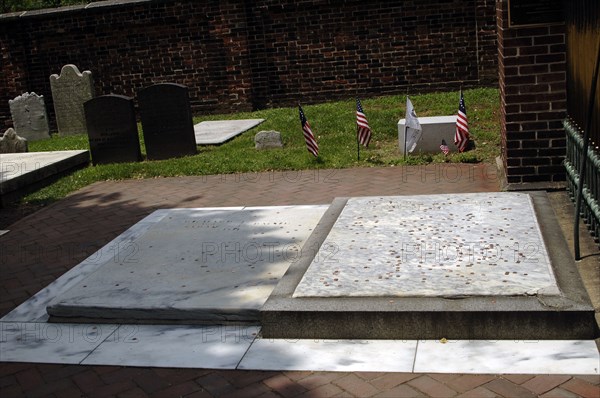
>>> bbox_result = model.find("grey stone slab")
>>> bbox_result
[194,119,265,145]
[50,64,94,136]
[294,193,559,298]
[261,192,598,340]
[0,150,89,206]
[47,205,328,324]
[9,92,50,141]
[398,115,457,155]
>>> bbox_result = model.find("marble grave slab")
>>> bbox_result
[294,193,559,298]
[47,206,327,323]
[194,119,265,145]
[0,150,89,206]
[261,193,596,340]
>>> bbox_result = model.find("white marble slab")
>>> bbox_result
[194,119,264,145]
[294,193,559,298]
[414,340,600,374]
[1,210,174,322]
[82,325,259,368]
[238,338,417,372]
[0,150,89,196]
[0,150,87,181]
[0,322,118,364]
[48,206,327,321]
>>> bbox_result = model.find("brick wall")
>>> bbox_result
[0,0,497,130]
[497,0,567,188]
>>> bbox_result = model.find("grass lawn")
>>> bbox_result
[24,87,500,205]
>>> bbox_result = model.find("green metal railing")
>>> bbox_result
[564,118,600,250]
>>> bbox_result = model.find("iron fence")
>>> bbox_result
[564,118,600,248]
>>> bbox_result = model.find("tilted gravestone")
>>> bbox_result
[9,92,50,141]
[0,128,28,153]
[50,64,95,136]
[138,83,197,160]
[84,95,142,165]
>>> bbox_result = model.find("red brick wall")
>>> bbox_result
[497,0,567,186]
[0,0,497,130]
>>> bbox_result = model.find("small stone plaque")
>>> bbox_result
[255,130,283,150]
[8,92,50,141]
[84,95,142,165]
[50,64,95,136]
[138,83,197,160]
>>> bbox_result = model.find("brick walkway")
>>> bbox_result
[1,164,599,397]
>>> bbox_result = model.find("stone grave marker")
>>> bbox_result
[84,95,142,165]
[398,116,458,155]
[8,92,50,141]
[255,130,283,149]
[0,128,28,153]
[50,64,95,136]
[138,83,197,160]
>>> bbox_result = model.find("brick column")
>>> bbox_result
[497,0,567,189]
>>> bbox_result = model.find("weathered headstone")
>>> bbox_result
[84,95,142,165]
[8,92,50,141]
[138,83,197,160]
[255,130,283,150]
[0,128,28,153]
[50,64,94,136]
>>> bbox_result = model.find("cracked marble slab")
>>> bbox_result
[82,324,259,368]
[0,322,118,364]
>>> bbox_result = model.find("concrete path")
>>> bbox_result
[1,164,598,397]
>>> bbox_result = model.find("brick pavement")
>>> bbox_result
[1,164,599,397]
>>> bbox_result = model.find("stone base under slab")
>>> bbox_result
[261,193,598,340]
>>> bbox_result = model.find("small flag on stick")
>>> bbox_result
[299,105,319,157]
[356,98,372,147]
[454,90,470,152]
[440,139,449,155]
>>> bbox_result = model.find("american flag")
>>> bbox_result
[440,139,449,155]
[356,98,371,147]
[454,90,470,152]
[299,105,319,157]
